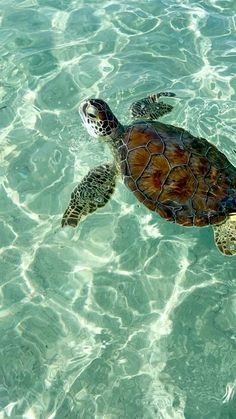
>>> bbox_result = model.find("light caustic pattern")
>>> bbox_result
[0,0,236,418]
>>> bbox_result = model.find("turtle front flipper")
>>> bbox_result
[130,92,176,121]
[213,214,236,256]
[62,163,117,227]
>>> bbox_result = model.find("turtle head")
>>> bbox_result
[79,99,122,139]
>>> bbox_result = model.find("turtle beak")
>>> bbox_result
[79,100,100,138]
[79,100,88,117]
[79,100,90,129]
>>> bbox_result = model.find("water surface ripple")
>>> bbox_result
[0,0,236,418]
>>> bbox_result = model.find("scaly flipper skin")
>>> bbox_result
[62,164,117,227]
[129,92,176,120]
[213,214,236,256]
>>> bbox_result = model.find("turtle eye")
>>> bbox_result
[87,112,96,118]
[86,105,98,119]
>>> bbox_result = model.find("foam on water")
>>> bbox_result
[0,0,236,418]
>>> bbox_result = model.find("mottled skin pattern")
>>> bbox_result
[62,164,116,227]
[214,215,236,255]
[117,121,236,227]
[130,92,175,120]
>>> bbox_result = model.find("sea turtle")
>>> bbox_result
[62,92,236,256]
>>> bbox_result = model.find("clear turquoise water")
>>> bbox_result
[0,0,236,418]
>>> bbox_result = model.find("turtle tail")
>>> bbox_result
[213,214,236,256]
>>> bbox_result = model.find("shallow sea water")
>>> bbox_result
[0,0,236,418]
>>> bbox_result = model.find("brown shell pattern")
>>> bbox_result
[120,122,236,226]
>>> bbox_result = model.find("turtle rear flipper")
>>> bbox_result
[129,92,176,120]
[62,164,117,227]
[213,214,236,256]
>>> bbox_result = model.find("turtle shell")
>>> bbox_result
[119,121,236,226]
